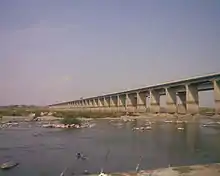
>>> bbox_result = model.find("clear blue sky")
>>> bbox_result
[0,0,220,106]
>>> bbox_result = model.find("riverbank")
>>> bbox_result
[88,163,220,176]
[0,115,62,123]
[1,113,220,123]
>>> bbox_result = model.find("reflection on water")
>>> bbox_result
[0,119,220,175]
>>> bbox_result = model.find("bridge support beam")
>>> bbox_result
[81,100,84,111]
[88,99,92,112]
[109,96,117,112]
[136,92,146,112]
[214,80,220,114]
[166,88,177,114]
[177,92,186,114]
[127,93,136,112]
[150,90,160,113]
[97,98,103,112]
[91,99,97,112]
[79,100,83,111]
[186,84,199,114]
[84,100,89,111]
[102,97,108,112]
[118,94,126,112]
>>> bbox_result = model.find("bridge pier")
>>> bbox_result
[150,90,160,113]
[136,92,147,112]
[186,84,199,114]
[214,80,220,114]
[102,97,108,112]
[127,93,136,112]
[109,96,117,112]
[166,88,177,114]
[118,95,126,112]
[177,92,186,114]
[97,98,102,112]
[92,99,97,111]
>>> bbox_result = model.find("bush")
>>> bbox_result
[50,110,125,119]
[33,111,41,118]
[60,117,81,125]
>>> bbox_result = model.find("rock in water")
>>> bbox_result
[1,161,19,170]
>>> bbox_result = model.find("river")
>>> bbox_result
[0,118,220,175]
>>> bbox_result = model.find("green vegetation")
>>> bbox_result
[60,116,81,125]
[0,105,217,120]
[52,111,126,119]
[0,106,47,117]
[199,107,215,115]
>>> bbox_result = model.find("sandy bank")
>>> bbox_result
[88,163,220,176]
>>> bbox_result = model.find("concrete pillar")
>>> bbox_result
[102,97,108,112]
[98,98,103,111]
[75,102,78,109]
[127,93,136,112]
[186,84,199,114]
[83,100,88,111]
[136,92,146,112]
[116,95,120,112]
[125,94,128,112]
[74,102,77,110]
[95,99,99,111]
[111,96,117,112]
[75,102,78,111]
[80,101,83,111]
[91,99,97,111]
[109,96,113,106]
[70,102,73,109]
[79,100,83,111]
[177,92,186,114]
[166,88,177,114]
[75,102,78,110]
[88,99,93,112]
[150,90,160,113]
[102,97,109,112]
[92,99,97,107]
[213,79,220,114]
[109,96,115,112]
[67,103,71,109]
[118,94,126,112]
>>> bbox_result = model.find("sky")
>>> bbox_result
[0,0,220,106]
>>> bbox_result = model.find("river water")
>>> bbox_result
[1,118,220,175]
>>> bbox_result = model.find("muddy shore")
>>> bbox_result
[87,163,220,176]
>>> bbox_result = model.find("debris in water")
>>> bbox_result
[60,167,68,176]
[76,152,88,160]
[176,120,183,124]
[83,170,90,175]
[0,161,19,170]
[145,126,152,130]
[164,120,173,123]
[177,127,184,131]
[132,126,152,132]
[98,172,108,176]
[135,156,142,173]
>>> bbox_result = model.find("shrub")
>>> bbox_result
[60,117,81,125]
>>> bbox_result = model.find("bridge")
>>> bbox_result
[49,72,220,114]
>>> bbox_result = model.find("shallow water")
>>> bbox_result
[1,118,220,175]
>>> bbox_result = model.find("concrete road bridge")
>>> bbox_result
[49,72,220,114]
